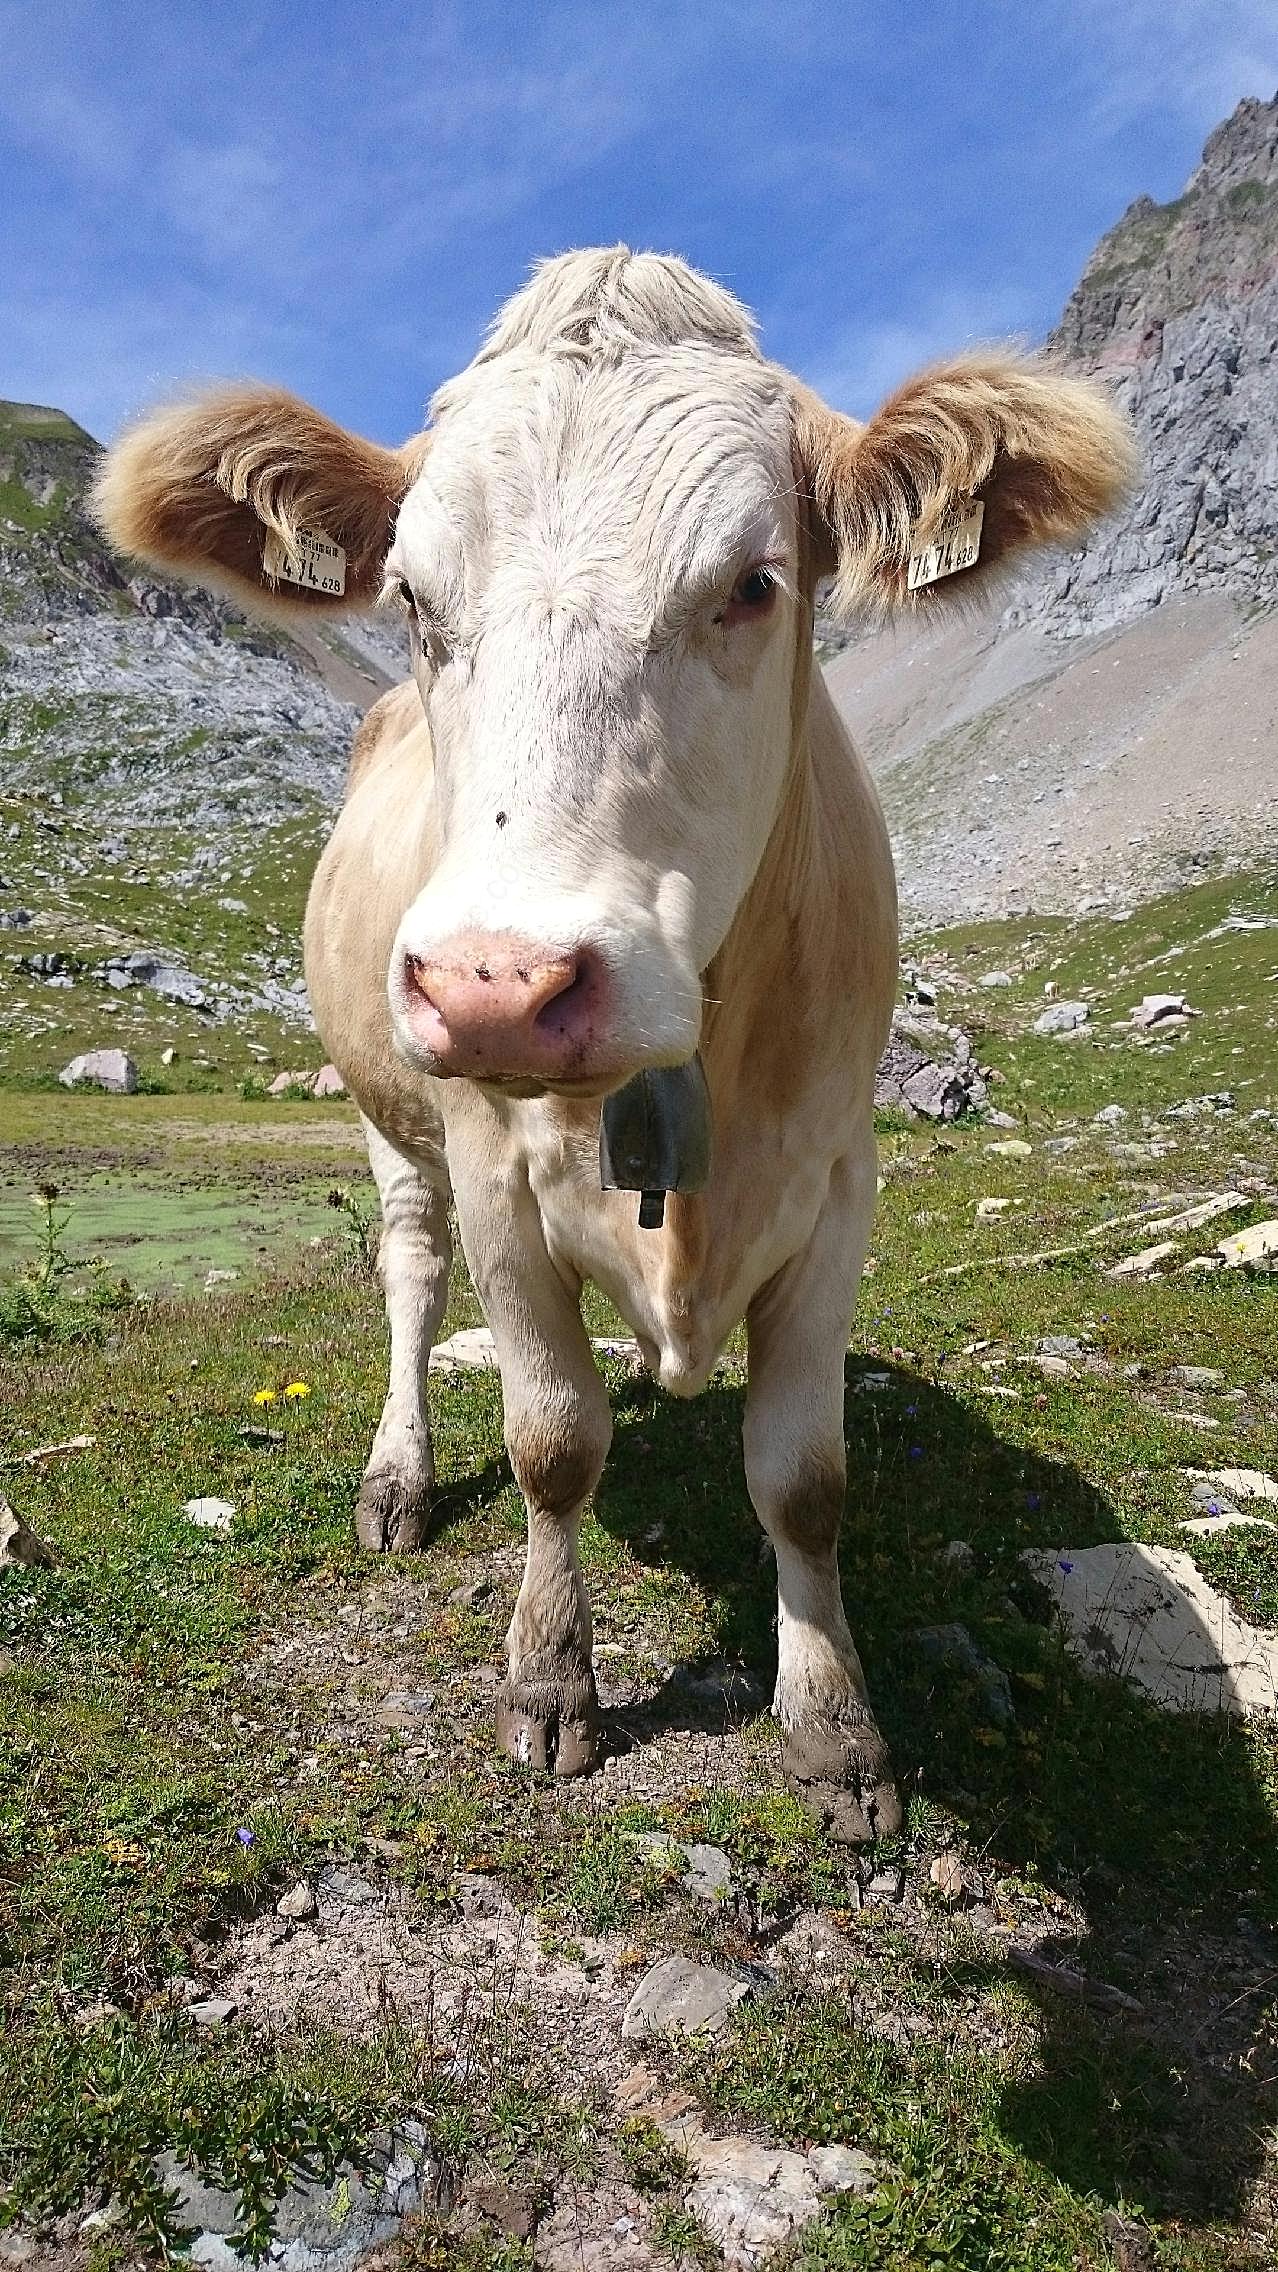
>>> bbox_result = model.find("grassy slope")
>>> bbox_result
[1,873,1276,2268]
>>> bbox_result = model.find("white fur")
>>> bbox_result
[385,333,798,1078]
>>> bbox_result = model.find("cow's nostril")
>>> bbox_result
[533,952,591,1033]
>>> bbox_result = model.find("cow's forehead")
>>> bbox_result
[396,346,796,592]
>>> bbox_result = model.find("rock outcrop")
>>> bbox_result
[1007,93,1278,638]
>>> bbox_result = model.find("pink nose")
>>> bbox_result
[400,933,607,1081]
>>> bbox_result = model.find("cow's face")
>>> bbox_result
[382,349,800,1094]
[93,250,1134,1099]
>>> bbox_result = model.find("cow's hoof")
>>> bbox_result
[782,1712,902,1847]
[354,1468,433,1553]
[495,1680,602,1777]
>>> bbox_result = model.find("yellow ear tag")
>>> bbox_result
[262,526,347,597]
[907,501,984,593]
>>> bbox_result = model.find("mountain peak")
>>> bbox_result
[0,398,97,447]
[1185,89,1278,198]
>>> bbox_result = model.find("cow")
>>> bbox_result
[96,248,1133,1840]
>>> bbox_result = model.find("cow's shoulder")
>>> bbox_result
[345,679,424,798]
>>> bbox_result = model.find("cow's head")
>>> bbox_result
[96,248,1134,1096]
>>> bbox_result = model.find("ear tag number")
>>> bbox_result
[907,501,985,592]
[262,527,347,598]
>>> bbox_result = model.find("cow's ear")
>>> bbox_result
[794,354,1136,617]
[93,386,429,616]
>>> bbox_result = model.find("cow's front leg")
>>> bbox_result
[449,1147,612,1776]
[743,1147,901,1845]
[355,1118,452,1552]
[495,1364,611,1776]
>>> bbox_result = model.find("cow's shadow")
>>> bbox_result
[582,1356,1278,2239]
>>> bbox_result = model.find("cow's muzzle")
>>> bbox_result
[396,932,610,1085]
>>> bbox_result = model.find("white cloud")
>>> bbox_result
[1064,0,1278,143]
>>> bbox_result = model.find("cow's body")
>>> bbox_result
[95,247,1133,1836]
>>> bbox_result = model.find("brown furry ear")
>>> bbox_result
[794,354,1137,617]
[93,386,429,616]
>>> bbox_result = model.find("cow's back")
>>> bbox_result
[304,680,446,1158]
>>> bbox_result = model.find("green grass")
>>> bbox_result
[1,871,1276,2265]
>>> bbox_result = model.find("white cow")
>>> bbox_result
[97,249,1132,1837]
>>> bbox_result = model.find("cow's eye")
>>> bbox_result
[392,576,416,613]
[717,564,779,627]
[734,566,775,608]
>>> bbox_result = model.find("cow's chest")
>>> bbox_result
[522,1108,834,1396]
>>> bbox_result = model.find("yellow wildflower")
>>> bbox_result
[252,1388,277,1406]
[283,1381,310,1400]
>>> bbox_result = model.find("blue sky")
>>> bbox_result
[2,0,1276,445]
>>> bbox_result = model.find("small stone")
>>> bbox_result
[0,1500,56,1570]
[980,970,1013,988]
[621,1954,751,2042]
[379,1689,435,1729]
[940,1539,974,1570]
[984,1137,1032,1157]
[429,1327,500,1373]
[1036,1354,1072,1378]
[683,1843,734,1902]
[1034,1000,1089,1035]
[183,1496,235,1532]
[312,1062,348,1098]
[58,1047,138,1093]
[929,1851,966,1904]
[276,1881,317,1919]
[1093,1103,1127,1125]
[188,1996,237,2028]
[160,1046,177,1065]
[448,1576,495,1609]
[1038,1334,1086,1358]
[1131,993,1194,1028]
[865,1868,905,1903]
[1169,1365,1224,1390]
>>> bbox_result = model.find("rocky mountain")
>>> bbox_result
[1015,91,1278,636]
[828,91,1278,924]
[0,395,411,1080]
[0,394,400,834]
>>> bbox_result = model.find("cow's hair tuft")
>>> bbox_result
[795,353,1138,618]
[431,246,760,420]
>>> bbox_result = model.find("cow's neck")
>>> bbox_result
[699,589,826,1111]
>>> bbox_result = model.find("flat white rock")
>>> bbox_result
[1145,1192,1250,1236]
[1023,1542,1278,1714]
[184,1498,235,1532]
[1217,1220,1278,1270]
[1184,1468,1278,1504]
[1181,1513,1276,1536]
[659,2114,875,2268]
[430,1327,642,1374]
[621,1955,750,2042]
[1107,1240,1179,1278]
